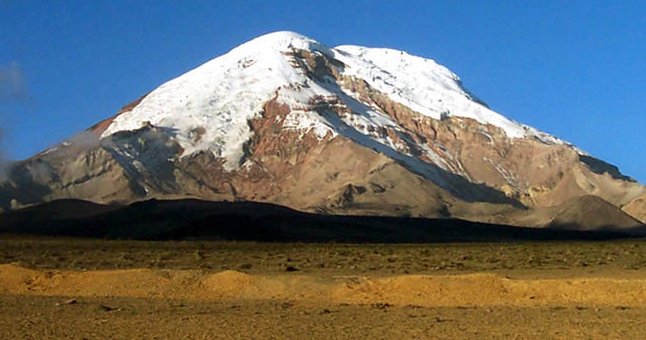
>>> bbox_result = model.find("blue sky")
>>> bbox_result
[1,1,645,182]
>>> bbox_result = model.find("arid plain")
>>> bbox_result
[1,237,646,338]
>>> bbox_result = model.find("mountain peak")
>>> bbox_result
[229,31,331,56]
[243,30,315,46]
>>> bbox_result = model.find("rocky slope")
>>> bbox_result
[1,31,644,230]
[623,194,646,223]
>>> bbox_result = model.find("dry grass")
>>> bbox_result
[1,236,646,276]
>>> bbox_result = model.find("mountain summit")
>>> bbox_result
[2,31,644,230]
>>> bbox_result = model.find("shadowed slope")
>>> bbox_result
[550,195,643,231]
[1,199,644,241]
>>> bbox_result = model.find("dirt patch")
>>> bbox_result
[2,264,646,308]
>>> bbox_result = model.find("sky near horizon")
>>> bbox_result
[1,1,645,182]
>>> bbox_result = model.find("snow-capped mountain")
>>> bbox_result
[2,31,644,229]
[102,32,559,169]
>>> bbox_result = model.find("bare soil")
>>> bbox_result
[2,296,644,339]
[2,236,646,339]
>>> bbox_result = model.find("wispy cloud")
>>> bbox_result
[0,62,28,100]
[0,61,29,180]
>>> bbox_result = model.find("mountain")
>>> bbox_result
[1,31,644,231]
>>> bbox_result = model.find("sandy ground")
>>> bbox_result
[2,237,646,338]
[2,296,645,339]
